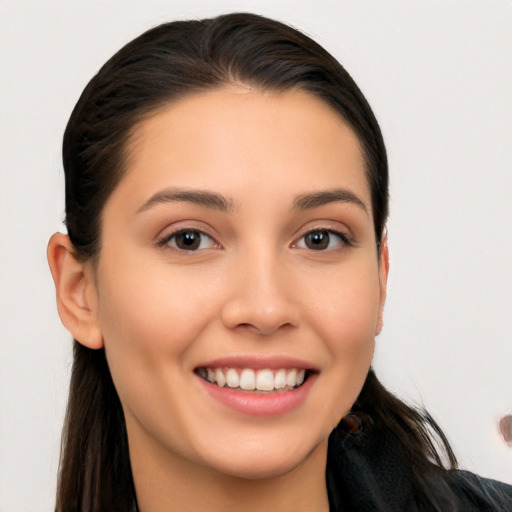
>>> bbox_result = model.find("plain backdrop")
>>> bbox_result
[1,1,511,510]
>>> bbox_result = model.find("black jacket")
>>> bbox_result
[326,420,512,511]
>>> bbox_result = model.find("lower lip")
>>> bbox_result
[198,374,316,416]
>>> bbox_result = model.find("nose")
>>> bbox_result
[220,250,300,336]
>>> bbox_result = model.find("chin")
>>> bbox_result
[212,457,303,481]
[198,436,326,481]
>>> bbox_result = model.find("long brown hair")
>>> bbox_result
[56,13,455,511]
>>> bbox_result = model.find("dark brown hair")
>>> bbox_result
[57,13,455,512]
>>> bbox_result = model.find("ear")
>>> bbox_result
[375,235,390,336]
[47,232,104,349]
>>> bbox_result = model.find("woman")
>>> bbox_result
[47,12,512,512]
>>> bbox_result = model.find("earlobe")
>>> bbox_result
[47,232,104,349]
[375,236,390,336]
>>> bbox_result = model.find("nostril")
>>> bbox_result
[221,296,300,335]
[234,321,295,337]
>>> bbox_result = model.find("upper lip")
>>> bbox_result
[195,354,319,372]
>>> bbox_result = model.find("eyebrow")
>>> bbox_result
[136,186,367,215]
[136,188,234,214]
[293,188,368,213]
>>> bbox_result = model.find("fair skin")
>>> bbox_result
[48,88,389,512]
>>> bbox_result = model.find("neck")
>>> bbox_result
[131,436,330,512]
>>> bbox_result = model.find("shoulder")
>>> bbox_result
[435,468,512,511]
[326,427,512,511]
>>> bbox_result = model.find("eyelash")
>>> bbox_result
[156,228,218,251]
[156,227,352,252]
[293,228,352,251]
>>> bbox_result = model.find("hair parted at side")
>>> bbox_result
[57,12,455,512]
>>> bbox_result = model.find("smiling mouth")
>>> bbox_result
[195,367,312,393]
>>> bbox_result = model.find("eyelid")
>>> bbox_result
[155,224,221,251]
[291,225,353,250]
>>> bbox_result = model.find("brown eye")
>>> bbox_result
[165,229,216,251]
[295,229,349,251]
[304,230,330,250]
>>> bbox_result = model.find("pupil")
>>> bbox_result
[178,231,200,250]
[306,231,329,250]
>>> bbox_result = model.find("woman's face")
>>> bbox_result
[89,88,388,479]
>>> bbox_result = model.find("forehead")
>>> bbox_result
[116,87,371,213]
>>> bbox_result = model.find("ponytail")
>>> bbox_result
[55,343,136,512]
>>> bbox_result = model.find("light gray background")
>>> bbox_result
[1,1,511,510]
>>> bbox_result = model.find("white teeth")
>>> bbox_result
[240,369,256,390]
[274,369,287,389]
[286,369,297,387]
[256,369,274,391]
[226,368,240,388]
[199,366,309,391]
[215,368,226,387]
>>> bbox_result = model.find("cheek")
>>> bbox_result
[94,258,221,398]
[97,256,217,346]
[305,261,382,354]
[302,259,380,419]
[94,261,220,442]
